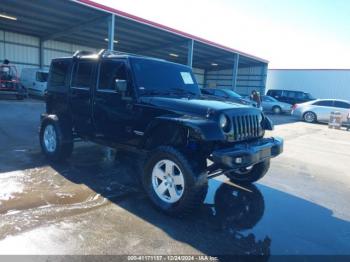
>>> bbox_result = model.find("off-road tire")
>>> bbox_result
[226,159,270,184]
[39,116,73,162]
[142,146,208,216]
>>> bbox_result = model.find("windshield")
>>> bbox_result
[224,89,242,99]
[0,66,17,81]
[36,72,48,82]
[130,58,200,97]
[305,93,315,100]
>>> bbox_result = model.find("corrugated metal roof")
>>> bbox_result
[75,0,268,63]
[0,0,268,69]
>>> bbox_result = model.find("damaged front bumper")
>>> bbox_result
[211,137,283,169]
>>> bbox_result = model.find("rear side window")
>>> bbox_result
[334,101,350,109]
[71,61,94,88]
[48,60,70,89]
[313,100,334,107]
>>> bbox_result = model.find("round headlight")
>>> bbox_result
[219,114,230,132]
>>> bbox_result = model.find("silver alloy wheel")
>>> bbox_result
[151,159,185,203]
[43,124,57,153]
[273,106,281,114]
[304,112,315,123]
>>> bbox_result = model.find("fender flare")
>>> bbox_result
[142,115,225,143]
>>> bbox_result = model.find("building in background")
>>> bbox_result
[267,69,350,100]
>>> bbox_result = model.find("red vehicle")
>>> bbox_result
[0,64,27,99]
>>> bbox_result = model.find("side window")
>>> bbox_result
[286,91,296,98]
[295,92,306,99]
[272,90,282,96]
[71,61,94,89]
[313,100,334,107]
[334,101,350,109]
[48,60,70,89]
[98,60,127,90]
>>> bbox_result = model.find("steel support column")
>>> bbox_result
[261,63,268,94]
[39,39,44,69]
[107,14,115,51]
[187,39,194,67]
[232,53,240,90]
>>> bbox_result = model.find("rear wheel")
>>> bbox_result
[303,111,317,123]
[226,160,270,184]
[39,117,73,162]
[142,146,208,216]
[272,106,282,114]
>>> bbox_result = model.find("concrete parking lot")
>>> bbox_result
[0,98,350,256]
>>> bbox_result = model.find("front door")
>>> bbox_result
[70,60,96,135]
[93,59,135,142]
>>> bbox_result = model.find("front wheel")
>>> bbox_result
[226,160,270,184]
[142,146,208,216]
[272,106,282,114]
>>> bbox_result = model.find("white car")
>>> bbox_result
[21,68,49,96]
[292,99,350,123]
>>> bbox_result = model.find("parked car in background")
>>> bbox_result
[292,99,350,123]
[0,64,27,99]
[261,95,292,114]
[201,88,257,107]
[21,68,49,97]
[267,89,315,105]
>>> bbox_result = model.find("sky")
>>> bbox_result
[95,0,350,69]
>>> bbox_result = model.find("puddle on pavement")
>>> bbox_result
[0,144,140,240]
[1,143,350,255]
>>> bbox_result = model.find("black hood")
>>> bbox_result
[139,96,256,117]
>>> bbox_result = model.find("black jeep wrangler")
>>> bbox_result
[39,50,283,215]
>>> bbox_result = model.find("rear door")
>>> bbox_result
[69,60,96,135]
[333,101,350,122]
[312,100,335,122]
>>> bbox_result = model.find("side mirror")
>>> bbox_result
[114,79,127,92]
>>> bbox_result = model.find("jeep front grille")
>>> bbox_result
[232,114,261,141]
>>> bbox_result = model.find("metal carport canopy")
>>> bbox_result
[0,0,267,70]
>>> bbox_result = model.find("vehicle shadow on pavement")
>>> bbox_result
[39,144,350,257]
